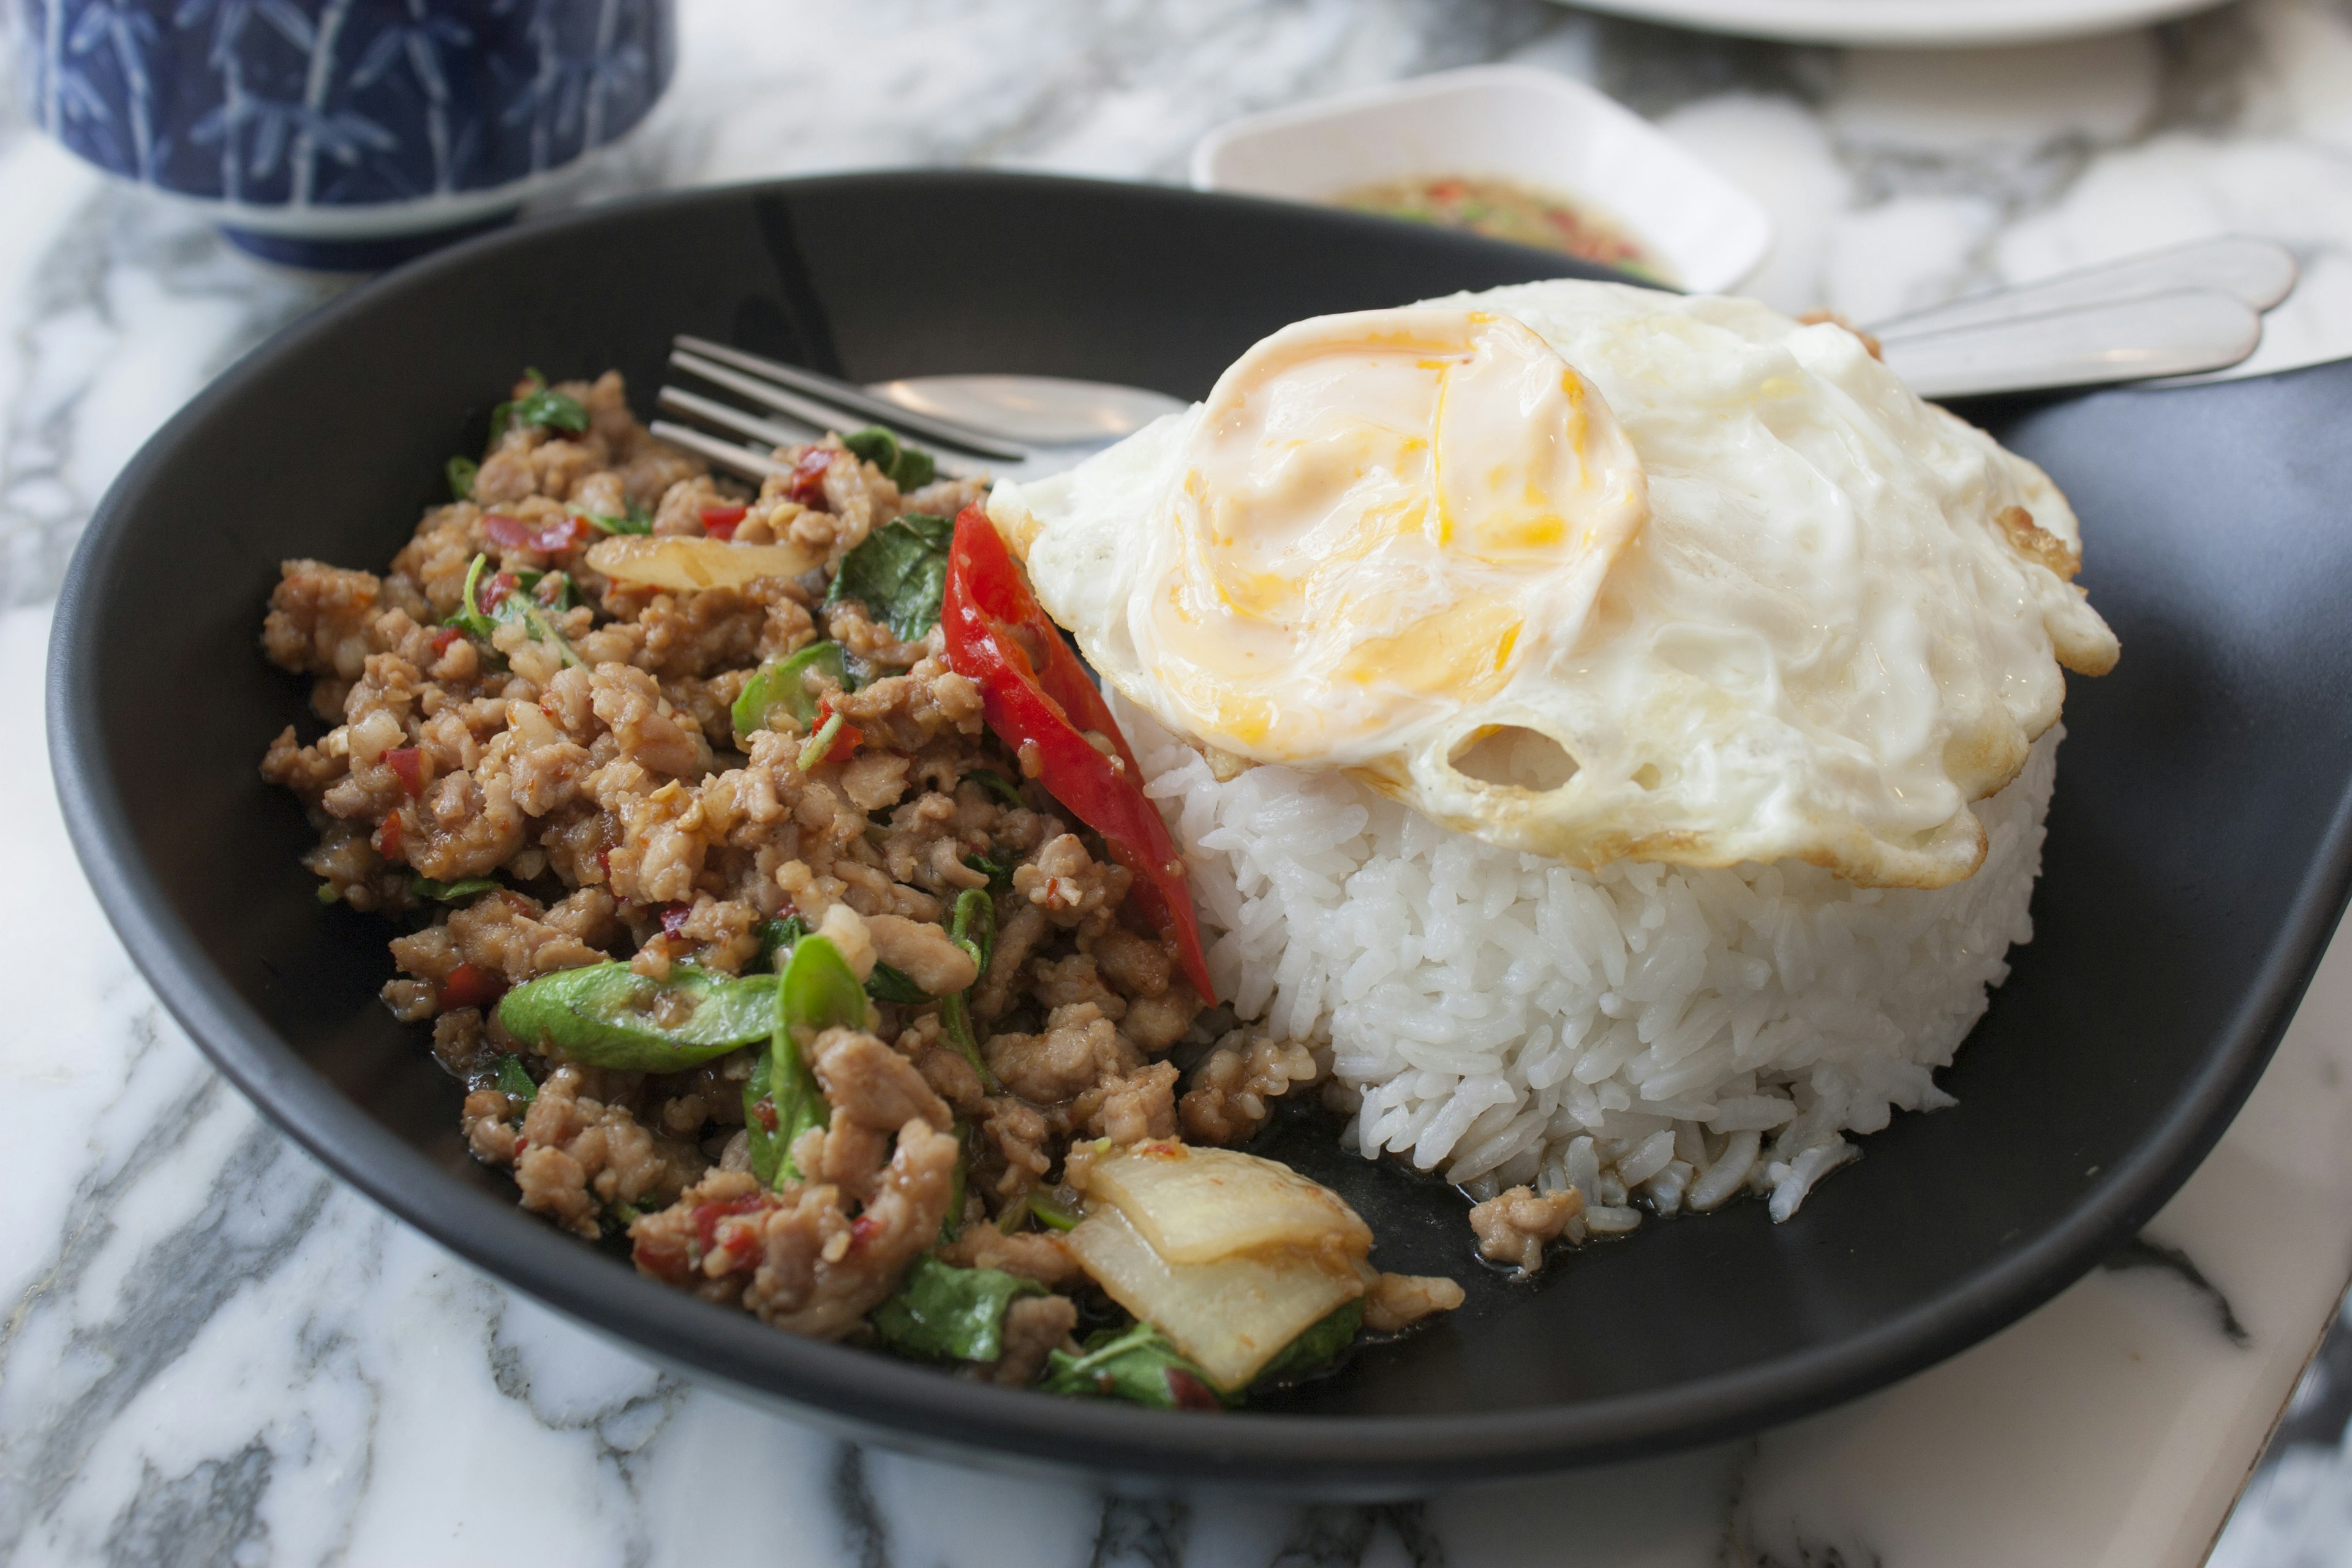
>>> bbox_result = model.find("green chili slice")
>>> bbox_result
[495,963,777,1072]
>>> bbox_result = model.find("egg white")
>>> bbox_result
[991,281,2118,891]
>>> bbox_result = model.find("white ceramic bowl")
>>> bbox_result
[1190,66,1771,295]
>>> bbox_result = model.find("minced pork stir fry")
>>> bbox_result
[259,369,1464,1406]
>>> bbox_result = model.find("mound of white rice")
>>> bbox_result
[1115,689,2060,1235]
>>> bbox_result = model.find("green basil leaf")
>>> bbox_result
[1039,1321,1228,1410]
[1252,1299,1363,1387]
[580,499,655,535]
[491,385,589,444]
[872,1254,1046,1363]
[494,1053,538,1102]
[964,771,1025,807]
[447,455,478,501]
[732,640,848,741]
[755,914,808,973]
[841,426,901,472]
[890,447,935,491]
[949,888,995,980]
[826,511,954,641]
[961,852,1014,890]
[412,875,501,904]
[864,960,930,1006]
[496,963,777,1071]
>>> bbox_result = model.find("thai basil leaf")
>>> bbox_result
[1039,1322,1228,1410]
[962,851,1014,890]
[841,426,937,491]
[865,961,930,1005]
[950,887,995,981]
[412,875,501,903]
[1252,1300,1363,1386]
[496,963,777,1072]
[755,915,808,973]
[731,640,849,741]
[965,771,1025,807]
[872,1255,1045,1363]
[489,375,589,443]
[493,1054,538,1103]
[579,499,655,535]
[826,511,953,641]
[447,456,478,501]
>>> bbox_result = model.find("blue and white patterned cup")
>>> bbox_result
[15,0,676,269]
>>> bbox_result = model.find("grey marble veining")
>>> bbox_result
[8,1,2352,1562]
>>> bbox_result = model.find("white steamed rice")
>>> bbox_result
[1115,688,2060,1235]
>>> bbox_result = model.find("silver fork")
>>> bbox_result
[654,336,1185,485]
[652,235,2301,483]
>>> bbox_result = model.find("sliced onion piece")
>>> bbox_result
[1082,1141,1372,1266]
[585,535,820,592]
[1065,1205,1364,1392]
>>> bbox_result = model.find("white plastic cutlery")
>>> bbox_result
[1877,287,2266,400]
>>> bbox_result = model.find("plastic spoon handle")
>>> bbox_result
[1880,288,2263,400]
[1871,236,2297,341]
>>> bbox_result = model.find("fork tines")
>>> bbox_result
[656,334,1026,484]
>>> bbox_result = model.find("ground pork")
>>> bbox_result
[1468,1185,1587,1273]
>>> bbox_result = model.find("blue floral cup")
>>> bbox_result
[15,0,676,269]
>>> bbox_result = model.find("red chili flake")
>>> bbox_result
[699,503,747,540]
[693,1193,772,1254]
[595,845,614,882]
[631,1229,692,1285]
[440,962,505,1011]
[429,626,462,657]
[483,513,589,553]
[513,1136,529,1155]
[478,571,520,612]
[1166,1369,1222,1411]
[752,1098,779,1134]
[660,903,693,939]
[848,1212,886,1253]
[383,746,423,797]
[374,813,406,862]
[787,448,834,508]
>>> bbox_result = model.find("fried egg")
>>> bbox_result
[990,281,2118,889]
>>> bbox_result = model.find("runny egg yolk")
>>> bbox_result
[1142,307,1649,764]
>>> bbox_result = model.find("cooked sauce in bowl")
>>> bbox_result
[1336,175,1668,282]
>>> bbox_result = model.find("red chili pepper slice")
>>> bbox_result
[429,626,462,657]
[383,746,423,797]
[439,962,505,1011]
[938,505,1215,1003]
[660,902,692,939]
[812,698,862,764]
[478,571,519,613]
[699,503,748,540]
[482,513,589,553]
[1165,1368,1223,1411]
[374,812,406,862]
[787,448,834,507]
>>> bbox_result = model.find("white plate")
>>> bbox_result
[1191,66,1772,294]
[1550,0,2227,48]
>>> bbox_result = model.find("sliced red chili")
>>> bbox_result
[374,812,406,862]
[478,571,519,613]
[429,626,462,657]
[812,698,862,764]
[482,513,589,553]
[693,1191,772,1254]
[439,962,505,1011]
[1166,1368,1223,1411]
[699,503,748,540]
[787,448,834,507]
[660,902,692,939]
[383,746,423,797]
[938,505,1214,1003]
[848,1211,886,1252]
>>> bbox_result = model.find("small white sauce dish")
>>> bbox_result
[1189,65,1772,294]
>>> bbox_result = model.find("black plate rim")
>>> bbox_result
[45,170,2352,1490]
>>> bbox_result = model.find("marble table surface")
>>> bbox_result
[9,1,2352,1562]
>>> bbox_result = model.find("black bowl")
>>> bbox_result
[47,171,2352,1491]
